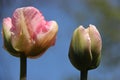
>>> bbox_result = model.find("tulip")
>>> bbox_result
[2,6,58,58]
[2,6,58,80]
[69,24,102,80]
[69,24,102,70]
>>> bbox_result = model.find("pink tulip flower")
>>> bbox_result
[2,6,58,58]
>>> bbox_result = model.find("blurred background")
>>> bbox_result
[0,0,120,80]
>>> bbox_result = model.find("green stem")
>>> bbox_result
[80,69,88,80]
[20,53,27,80]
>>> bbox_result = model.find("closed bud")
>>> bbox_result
[69,24,102,70]
[2,7,58,58]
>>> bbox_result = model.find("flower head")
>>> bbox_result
[2,6,58,58]
[69,24,102,70]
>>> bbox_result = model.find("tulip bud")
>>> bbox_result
[69,24,102,70]
[2,6,58,58]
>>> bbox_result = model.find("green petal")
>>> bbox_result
[69,26,92,70]
[2,18,20,57]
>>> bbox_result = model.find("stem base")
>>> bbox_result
[80,69,88,80]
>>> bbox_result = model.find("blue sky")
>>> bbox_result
[0,0,120,80]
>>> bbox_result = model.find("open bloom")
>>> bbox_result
[2,6,58,58]
[69,24,102,70]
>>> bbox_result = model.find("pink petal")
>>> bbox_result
[3,17,12,29]
[2,17,12,40]
[10,7,33,52]
[23,7,49,36]
[11,8,22,35]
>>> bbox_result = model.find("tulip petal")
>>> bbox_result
[28,21,58,58]
[69,26,92,70]
[11,7,33,54]
[88,24,102,53]
[72,26,91,57]
[2,18,20,57]
[23,7,47,38]
[3,18,12,42]
[87,24,102,69]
